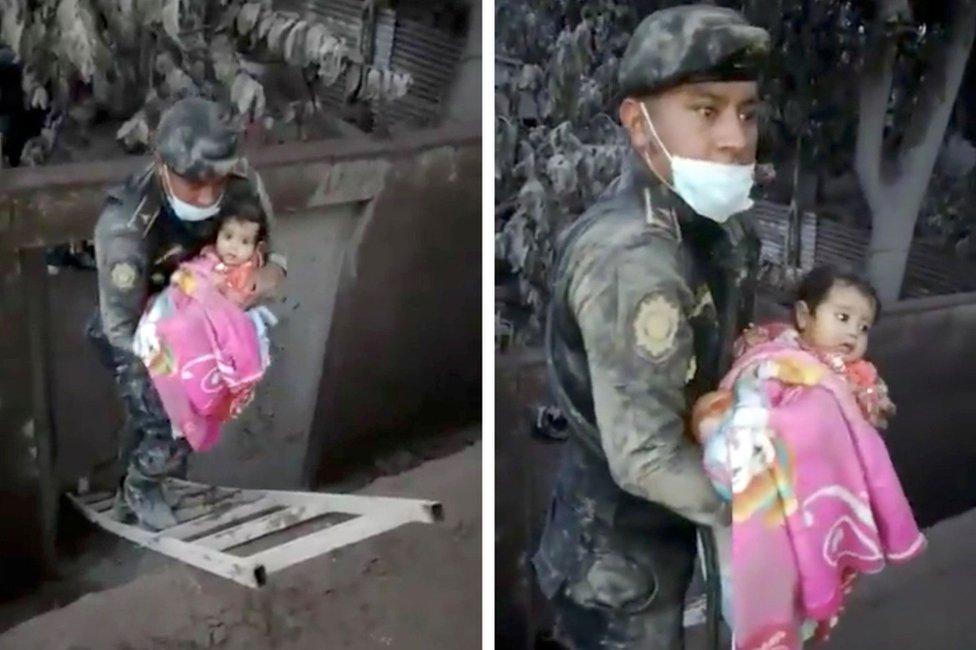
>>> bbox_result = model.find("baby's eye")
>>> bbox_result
[859,324,870,334]
[836,312,849,322]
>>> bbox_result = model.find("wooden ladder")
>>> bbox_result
[67,477,443,589]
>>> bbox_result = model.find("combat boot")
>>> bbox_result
[123,468,178,531]
[111,489,135,523]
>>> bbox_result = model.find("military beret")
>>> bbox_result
[618,5,770,98]
[154,97,240,182]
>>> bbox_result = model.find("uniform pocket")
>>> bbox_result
[565,550,659,614]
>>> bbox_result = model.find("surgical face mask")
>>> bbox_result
[638,102,755,223]
[161,165,223,222]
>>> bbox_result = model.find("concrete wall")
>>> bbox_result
[496,292,976,648]
[0,125,480,568]
[495,350,557,650]
[189,201,362,489]
[202,144,483,488]
[0,269,53,577]
[443,0,483,125]
[307,145,482,484]
[757,292,976,527]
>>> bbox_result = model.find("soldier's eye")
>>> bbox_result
[696,106,716,119]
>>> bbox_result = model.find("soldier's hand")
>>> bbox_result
[715,501,732,527]
[244,263,285,308]
[686,498,731,528]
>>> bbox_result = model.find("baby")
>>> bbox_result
[693,266,895,475]
[692,266,905,646]
[133,190,278,452]
[180,192,267,307]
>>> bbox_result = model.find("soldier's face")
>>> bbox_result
[162,164,228,208]
[624,81,760,183]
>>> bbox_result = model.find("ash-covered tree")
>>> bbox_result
[495,0,750,344]
[853,0,976,301]
[0,0,412,164]
[495,0,641,344]
[496,0,976,343]
[743,0,866,269]
[747,0,976,300]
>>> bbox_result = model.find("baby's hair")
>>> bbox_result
[215,184,268,243]
[795,265,881,322]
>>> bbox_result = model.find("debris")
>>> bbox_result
[375,450,415,475]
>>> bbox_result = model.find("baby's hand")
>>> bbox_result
[241,264,285,308]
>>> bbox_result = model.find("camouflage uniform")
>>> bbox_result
[533,6,768,648]
[87,97,285,531]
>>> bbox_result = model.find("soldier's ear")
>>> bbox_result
[619,98,652,150]
[153,154,167,176]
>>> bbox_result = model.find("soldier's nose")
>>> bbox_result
[196,187,219,206]
[714,111,749,157]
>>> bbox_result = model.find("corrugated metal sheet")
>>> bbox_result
[374,8,396,69]
[813,220,976,299]
[306,0,366,50]
[383,17,464,127]
[302,0,367,112]
[274,0,306,13]
[272,1,464,128]
[749,200,817,270]
[747,202,976,299]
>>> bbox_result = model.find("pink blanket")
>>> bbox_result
[710,339,925,648]
[134,252,267,452]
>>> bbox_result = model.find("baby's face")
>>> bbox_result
[797,283,876,362]
[216,218,260,266]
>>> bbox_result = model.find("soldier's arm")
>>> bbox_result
[94,201,149,352]
[248,166,288,275]
[570,238,728,527]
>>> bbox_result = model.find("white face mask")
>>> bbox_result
[638,102,755,223]
[161,165,223,222]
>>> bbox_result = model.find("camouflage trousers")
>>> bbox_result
[543,524,695,650]
[86,311,191,483]
[534,444,697,649]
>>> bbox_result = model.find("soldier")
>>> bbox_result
[533,6,770,648]
[87,97,288,531]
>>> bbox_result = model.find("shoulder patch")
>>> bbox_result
[111,262,138,290]
[633,292,680,361]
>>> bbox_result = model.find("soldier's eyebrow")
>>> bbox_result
[684,89,725,103]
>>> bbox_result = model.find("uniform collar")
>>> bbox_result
[623,149,699,243]
[116,163,164,238]
[116,158,253,239]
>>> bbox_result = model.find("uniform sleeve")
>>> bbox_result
[569,238,729,527]
[94,202,149,352]
[248,167,288,274]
